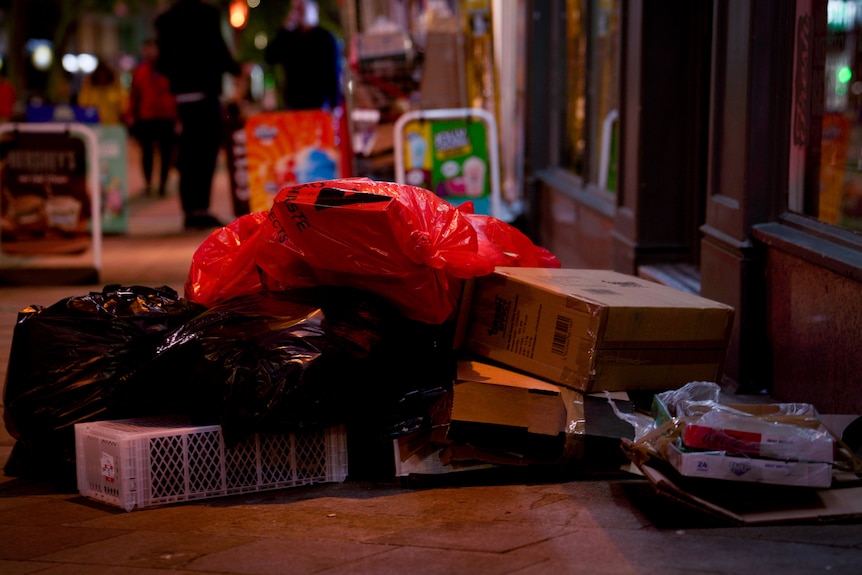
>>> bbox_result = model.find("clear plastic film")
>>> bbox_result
[625,381,862,474]
[561,387,586,461]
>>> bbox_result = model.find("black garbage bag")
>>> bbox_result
[3,284,206,488]
[129,287,457,448]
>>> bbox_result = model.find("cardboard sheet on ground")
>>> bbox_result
[631,452,862,525]
[624,414,862,525]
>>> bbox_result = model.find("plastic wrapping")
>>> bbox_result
[465,212,561,269]
[3,285,206,486]
[629,381,837,466]
[260,178,483,325]
[185,178,561,324]
[184,211,270,307]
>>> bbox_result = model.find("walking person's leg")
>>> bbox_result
[155,119,176,197]
[137,121,156,195]
[176,97,224,230]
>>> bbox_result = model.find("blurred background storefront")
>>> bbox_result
[1,0,862,414]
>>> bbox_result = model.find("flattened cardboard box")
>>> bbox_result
[462,268,735,392]
[428,360,580,461]
[393,360,635,474]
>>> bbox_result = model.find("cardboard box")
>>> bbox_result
[428,360,580,461]
[392,360,635,475]
[393,433,497,477]
[681,422,835,464]
[665,442,833,488]
[419,32,467,109]
[461,268,735,392]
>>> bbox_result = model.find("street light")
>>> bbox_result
[230,0,248,29]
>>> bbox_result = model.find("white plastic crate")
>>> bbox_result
[75,417,348,511]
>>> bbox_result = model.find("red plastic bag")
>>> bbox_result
[463,212,561,270]
[259,178,482,324]
[185,211,270,307]
[186,178,561,324]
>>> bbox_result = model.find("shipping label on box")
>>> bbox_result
[462,268,734,392]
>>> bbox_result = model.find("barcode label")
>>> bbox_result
[551,315,571,356]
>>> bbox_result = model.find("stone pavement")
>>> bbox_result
[1,146,862,574]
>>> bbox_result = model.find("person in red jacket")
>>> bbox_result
[0,66,16,121]
[126,39,177,197]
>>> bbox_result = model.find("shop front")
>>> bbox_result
[523,0,862,413]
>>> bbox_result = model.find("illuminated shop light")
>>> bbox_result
[32,44,53,71]
[78,54,98,74]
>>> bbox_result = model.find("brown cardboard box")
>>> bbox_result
[461,268,735,392]
[392,360,635,475]
[428,360,581,459]
[435,360,574,436]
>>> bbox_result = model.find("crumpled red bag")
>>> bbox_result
[257,178,491,324]
[464,212,561,269]
[184,211,270,308]
[186,178,560,324]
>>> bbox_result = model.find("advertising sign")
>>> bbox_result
[21,105,129,234]
[401,117,491,215]
[244,109,344,213]
[0,131,92,255]
[92,125,129,234]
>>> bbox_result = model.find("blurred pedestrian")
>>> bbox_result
[264,0,341,111]
[155,0,241,230]
[77,60,127,125]
[0,66,16,121]
[126,39,177,197]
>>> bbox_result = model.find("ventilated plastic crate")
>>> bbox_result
[75,417,348,511]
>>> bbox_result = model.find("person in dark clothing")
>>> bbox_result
[154,0,241,230]
[264,0,341,111]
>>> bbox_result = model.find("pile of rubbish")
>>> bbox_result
[3,177,561,486]
[4,178,861,523]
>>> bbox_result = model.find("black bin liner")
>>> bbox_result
[132,287,457,448]
[3,285,456,488]
[3,285,206,488]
